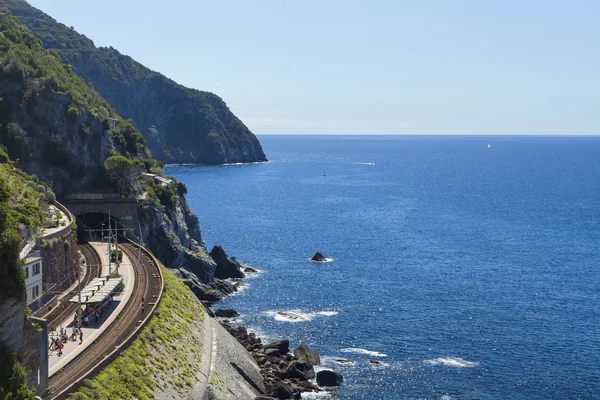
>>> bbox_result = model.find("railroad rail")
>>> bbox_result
[45,244,102,331]
[48,242,163,399]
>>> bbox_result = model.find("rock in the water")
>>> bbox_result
[264,339,290,355]
[294,344,320,366]
[333,358,354,364]
[215,308,240,318]
[245,266,259,273]
[369,359,383,365]
[316,370,344,387]
[285,360,315,380]
[311,251,327,262]
[210,245,245,279]
[210,278,236,295]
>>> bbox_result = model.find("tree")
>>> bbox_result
[103,155,142,196]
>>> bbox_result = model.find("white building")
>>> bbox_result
[20,242,43,304]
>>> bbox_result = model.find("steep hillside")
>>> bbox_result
[1,0,267,165]
[0,7,144,195]
[0,8,216,280]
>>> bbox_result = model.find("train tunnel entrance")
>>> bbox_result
[76,212,131,243]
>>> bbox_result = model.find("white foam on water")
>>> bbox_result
[368,360,391,367]
[217,316,244,324]
[230,282,248,295]
[309,257,334,263]
[320,355,356,366]
[355,162,375,165]
[265,310,339,323]
[340,348,388,357]
[423,357,479,368]
[316,311,339,316]
[301,391,337,399]
[441,395,455,400]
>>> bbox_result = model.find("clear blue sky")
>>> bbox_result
[29,0,600,135]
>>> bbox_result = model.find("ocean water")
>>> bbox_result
[167,135,600,400]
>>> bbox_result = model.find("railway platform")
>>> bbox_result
[48,243,134,376]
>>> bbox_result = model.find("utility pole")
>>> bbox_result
[77,260,82,328]
[115,220,119,275]
[108,210,112,276]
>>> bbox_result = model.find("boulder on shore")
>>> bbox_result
[311,251,327,262]
[215,309,240,318]
[294,344,320,366]
[264,339,290,355]
[210,245,245,279]
[317,370,344,387]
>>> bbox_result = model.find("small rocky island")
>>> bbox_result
[310,251,328,262]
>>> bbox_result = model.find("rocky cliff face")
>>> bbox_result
[62,49,267,165]
[0,87,112,196]
[0,295,25,352]
[2,0,268,165]
[138,192,216,283]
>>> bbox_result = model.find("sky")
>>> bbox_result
[28,0,600,135]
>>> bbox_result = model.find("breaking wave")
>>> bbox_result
[423,357,479,368]
[265,310,339,323]
[309,257,334,263]
[340,348,388,357]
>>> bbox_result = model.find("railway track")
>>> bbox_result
[46,243,102,331]
[48,242,163,398]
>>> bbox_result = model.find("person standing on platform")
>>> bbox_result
[79,329,83,345]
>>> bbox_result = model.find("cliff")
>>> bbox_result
[138,185,217,283]
[1,0,268,165]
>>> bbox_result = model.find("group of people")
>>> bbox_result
[49,326,83,356]
[76,303,107,327]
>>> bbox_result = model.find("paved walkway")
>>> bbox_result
[40,205,70,238]
[48,243,134,376]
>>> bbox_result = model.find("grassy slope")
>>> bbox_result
[68,265,207,400]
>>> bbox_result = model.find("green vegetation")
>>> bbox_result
[103,155,143,195]
[0,8,115,119]
[109,118,146,157]
[0,152,52,300]
[110,249,123,262]
[0,344,35,400]
[69,265,206,400]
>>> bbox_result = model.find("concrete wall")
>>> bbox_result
[41,202,77,292]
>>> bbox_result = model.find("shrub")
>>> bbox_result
[66,103,79,120]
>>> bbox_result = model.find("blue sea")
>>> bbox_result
[167,135,600,400]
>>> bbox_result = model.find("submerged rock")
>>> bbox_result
[311,251,327,262]
[317,370,344,387]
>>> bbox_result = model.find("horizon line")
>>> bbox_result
[255,133,600,136]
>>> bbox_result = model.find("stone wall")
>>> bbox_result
[41,231,78,292]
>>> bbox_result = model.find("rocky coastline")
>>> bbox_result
[171,243,344,399]
[220,323,343,399]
